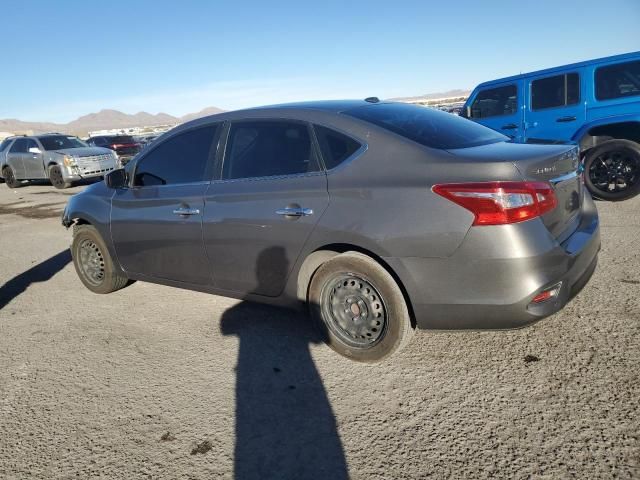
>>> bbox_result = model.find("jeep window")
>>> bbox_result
[222,121,320,179]
[344,103,507,150]
[469,85,518,119]
[595,60,640,100]
[39,135,87,150]
[134,125,218,187]
[531,73,580,110]
[314,125,361,170]
[9,138,28,153]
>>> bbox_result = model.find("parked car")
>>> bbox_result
[461,51,640,201]
[0,134,119,189]
[86,135,141,165]
[63,100,600,362]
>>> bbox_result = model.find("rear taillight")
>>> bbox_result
[433,181,557,226]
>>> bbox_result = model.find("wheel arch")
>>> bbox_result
[296,243,416,328]
[574,117,640,152]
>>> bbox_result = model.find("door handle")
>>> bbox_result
[501,123,518,130]
[556,116,577,123]
[172,207,200,216]
[275,207,313,217]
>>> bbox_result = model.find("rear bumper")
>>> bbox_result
[386,193,600,330]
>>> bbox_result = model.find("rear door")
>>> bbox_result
[110,124,220,285]
[467,81,524,141]
[22,138,46,178]
[203,120,329,296]
[524,71,585,142]
[6,138,27,178]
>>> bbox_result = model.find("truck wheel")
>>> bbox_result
[2,166,21,188]
[71,224,131,294]
[49,165,71,189]
[584,140,640,201]
[308,251,414,363]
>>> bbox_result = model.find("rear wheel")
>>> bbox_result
[2,166,21,188]
[71,224,130,294]
[308,252,414,363]
[49,165,71,189]
[584,140,640,201]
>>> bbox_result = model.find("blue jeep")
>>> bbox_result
[462,51,640,200]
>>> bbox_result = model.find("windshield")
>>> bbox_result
[107,135,136,144]
[343,103,507,150]
[39,135,87,151]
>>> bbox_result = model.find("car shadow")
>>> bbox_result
[220,247,348,480]
[0,250,72,310]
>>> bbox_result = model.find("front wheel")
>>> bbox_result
[308,252,414,363]
[584,140,640,201]
[71,224,131,294]
[49,165,71,189]
[2,166,22,188]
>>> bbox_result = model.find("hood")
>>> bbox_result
[53,146,114,157]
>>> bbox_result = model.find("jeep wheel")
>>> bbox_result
[584,140,640,201]
[308,251,414,363]
[71,224,131,294]
[49,165,71,189]
[2,166,21,188]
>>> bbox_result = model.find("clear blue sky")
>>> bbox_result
[2,0,639,123]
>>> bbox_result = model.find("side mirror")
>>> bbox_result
[28,147,41,154]
[105,168,128,189]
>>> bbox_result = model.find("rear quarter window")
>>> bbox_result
[344,103,507,150]
[314,125,361,169]
[595,60,640,100]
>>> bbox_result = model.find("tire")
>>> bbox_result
[2,166,22,188]
[71,224,130,294]
[49,165,71,189]
[583,139,640,201]
[308,251,414,363]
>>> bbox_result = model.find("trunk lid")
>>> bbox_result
[447,142,583,240]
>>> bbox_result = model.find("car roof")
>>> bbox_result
[475,50,640,88]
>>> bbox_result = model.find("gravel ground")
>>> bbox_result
[0,182,638,479]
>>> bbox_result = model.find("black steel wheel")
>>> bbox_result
[309,251,414,363]
[584,140,640,201]
[49,165,71,189]
[71,224,131,294]
[2,166,21,188]
[320,273,388,348]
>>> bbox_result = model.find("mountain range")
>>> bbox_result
[0,106,225,137]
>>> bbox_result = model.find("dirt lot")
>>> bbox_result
[0,182,638,479]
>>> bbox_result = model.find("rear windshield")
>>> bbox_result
[343,103,507,149]
[106,135,135,144]
[39,135,87,150]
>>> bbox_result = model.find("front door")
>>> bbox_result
[524,71,586,143]
[110,124,220,285]
[23,139,46,178]
[6,138,27,178]
[468,81,524,142]
[203,120,329,297]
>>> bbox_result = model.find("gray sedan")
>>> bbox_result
[62,100,600,362]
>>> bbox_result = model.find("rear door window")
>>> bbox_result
[134,125,218,186]
[344,103,506,149]
[469,85,518,118]
[595,60,640,100]
[531,73,580,110]
[314,125,361,170]
[222,121,320,179]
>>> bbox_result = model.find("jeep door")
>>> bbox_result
[203,120,329,297]
[524,71,585,142]
[6,138,27,178]
[110,124,220,285]
[22,138,46,179]
[467,81,524,141]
